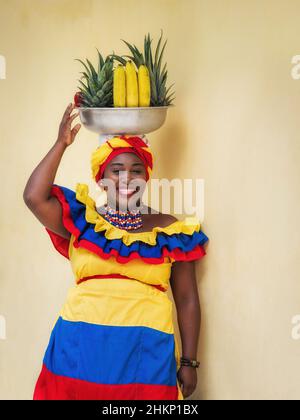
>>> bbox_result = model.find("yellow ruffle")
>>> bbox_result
[75,183,201,246]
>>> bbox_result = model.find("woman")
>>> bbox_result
[23,103,209,400]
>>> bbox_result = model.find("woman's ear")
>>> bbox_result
[98,180,108,191]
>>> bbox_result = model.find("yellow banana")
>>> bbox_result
[113,64,126,107]
[138,65,150,107]
[125,60,139,107]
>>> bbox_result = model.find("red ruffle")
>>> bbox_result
[46,228,70,259]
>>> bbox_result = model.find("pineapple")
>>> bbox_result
[109,29,175,106]
[75,49,114,107]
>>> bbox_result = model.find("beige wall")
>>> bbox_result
[1,0,300,400]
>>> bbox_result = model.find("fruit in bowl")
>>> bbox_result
[74,30,175,109]
[73,30,175,135]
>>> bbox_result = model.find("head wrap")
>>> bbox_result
[91,135,154,182]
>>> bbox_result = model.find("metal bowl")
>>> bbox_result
[76,106,173,135]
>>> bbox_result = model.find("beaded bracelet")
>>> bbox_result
[180,357,200,368]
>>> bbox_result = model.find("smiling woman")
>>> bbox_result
[23,104,209,400]
[99,153,148,220]
[91,135,154,224]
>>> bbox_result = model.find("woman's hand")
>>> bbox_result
[177,366,197,398]
[56,103,81,147]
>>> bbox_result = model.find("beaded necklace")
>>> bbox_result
[103,204,143,230]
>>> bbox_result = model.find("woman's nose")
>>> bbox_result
[119,170,133,185]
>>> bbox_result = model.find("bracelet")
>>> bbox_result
[180,356,200,368]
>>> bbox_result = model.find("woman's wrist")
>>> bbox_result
[54,138,69,151]
[180,356,200,368]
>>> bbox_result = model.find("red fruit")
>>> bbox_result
[74,92,83,107]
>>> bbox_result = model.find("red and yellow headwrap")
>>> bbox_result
[91,135,154,182]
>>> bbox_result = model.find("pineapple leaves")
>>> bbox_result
[114,30,174,105]
[75,59,92,80]
[86,59,98,82]
[75,50,114,107]
[144,34,151,68]
[147,33,154,70]
[165,82,175,96]
[79,71,90,81]
[108,54,127,66]
[96,48,105,69]
[154,29,163,67]
[121,39,141,60]
[75,30,175,107]
[157,39,167,76]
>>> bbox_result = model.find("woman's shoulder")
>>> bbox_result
[156,213,178,228]
[142,207,178,230]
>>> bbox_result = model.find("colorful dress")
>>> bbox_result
[33,183,209,400]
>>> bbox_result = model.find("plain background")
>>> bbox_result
[1,0,300,400]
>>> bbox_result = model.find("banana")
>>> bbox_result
[125,60,139,107]
[113,64,126,107]
[138,65,150,107]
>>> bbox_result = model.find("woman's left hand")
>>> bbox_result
[177,366,197,398]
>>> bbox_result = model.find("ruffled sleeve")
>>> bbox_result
[44,184,81,259]
[163,216,209,263]
[45,183,209,264]
[46,227,70,259]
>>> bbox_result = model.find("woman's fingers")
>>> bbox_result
[63,102,73,116]
[61,103,74,124]
[73,123,81,131]
[58,103,81,144]
[68,112,79,123]
[70,123,81,142]
[67,112,80,133]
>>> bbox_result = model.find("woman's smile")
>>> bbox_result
[118,187,137,197]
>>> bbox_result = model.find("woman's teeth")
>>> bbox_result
[119,189,136,196]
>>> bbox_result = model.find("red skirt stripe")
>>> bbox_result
[33,364,179,400]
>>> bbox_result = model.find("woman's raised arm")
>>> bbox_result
[23,103,81,239]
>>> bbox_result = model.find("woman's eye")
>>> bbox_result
[112,170,142,175]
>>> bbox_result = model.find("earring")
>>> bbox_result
[99,182,107,191]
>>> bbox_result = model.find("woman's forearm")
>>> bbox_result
[176,299,201,359]
[23,140,67,205]
[170,260,201,360]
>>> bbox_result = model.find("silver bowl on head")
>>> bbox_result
[76,105,173,136]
